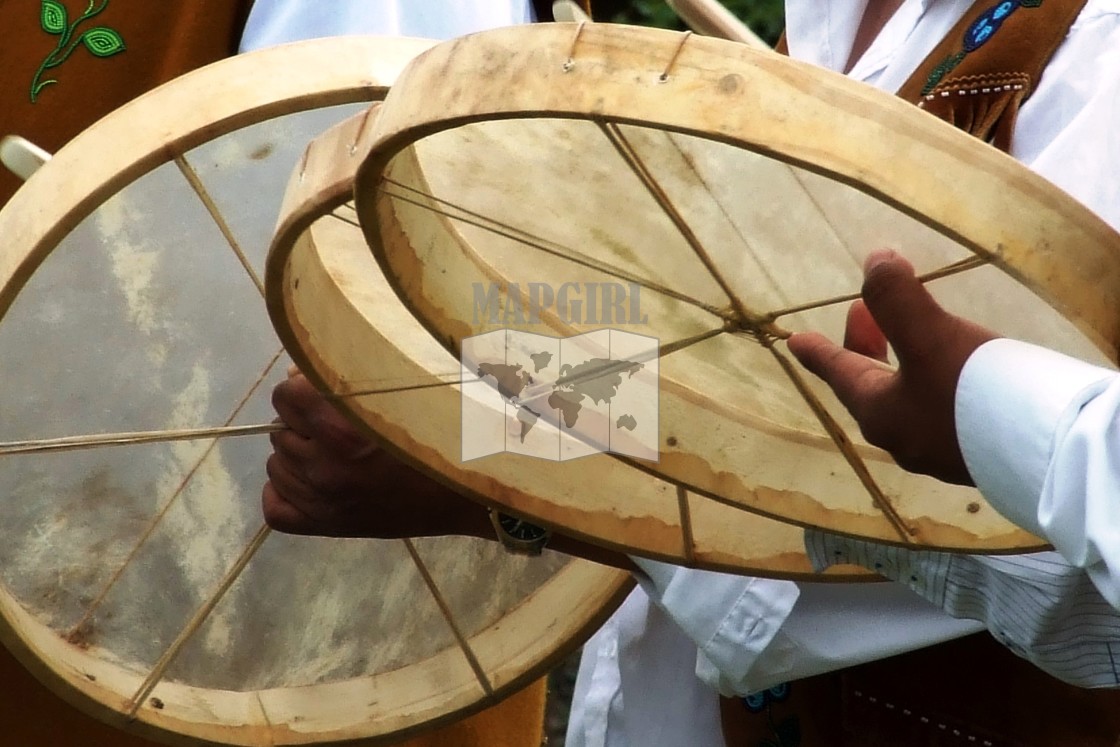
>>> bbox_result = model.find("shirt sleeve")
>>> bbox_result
[956,337,1120,606]
[630,558,800,695]
[631,558,981,695]
[804,533,1120,688]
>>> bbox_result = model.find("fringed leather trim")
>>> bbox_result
[897,0,1088,152]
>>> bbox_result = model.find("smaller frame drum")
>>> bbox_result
[351,24,1120,552]
[0,38,630,746]
[267,108,874,580]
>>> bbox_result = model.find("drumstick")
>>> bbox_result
[0,135,51,181]
[552,0,592,22]
[664,0,768,49]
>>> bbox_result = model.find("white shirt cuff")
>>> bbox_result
[631,558,800,695]
[955,338,1116,536]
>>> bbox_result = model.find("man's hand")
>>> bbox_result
[787,250,998,485]
[263,371,491,539]
[263,370,636,570]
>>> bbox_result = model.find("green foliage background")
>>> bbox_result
[593,0,785,45]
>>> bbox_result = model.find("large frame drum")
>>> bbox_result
[0,38,630,746]
[340,23,1118,554]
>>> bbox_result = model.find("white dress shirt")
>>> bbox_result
[568,1,1120,745]
[238,0,534,52]
[957,341,1120,608]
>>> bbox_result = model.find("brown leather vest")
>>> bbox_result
[0,0,253,206]
[894,0,1089,150]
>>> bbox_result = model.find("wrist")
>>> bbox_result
[488,509,552,556]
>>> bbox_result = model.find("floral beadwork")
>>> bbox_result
[31,0,126,102]
[921,0,1042,95]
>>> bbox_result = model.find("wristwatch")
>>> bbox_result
[489,509,552,556]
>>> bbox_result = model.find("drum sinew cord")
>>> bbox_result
[403,539,494,697]
[596,121,762,325]
[0,423,286,455]
[764,255,991,321]
[376,178,733,320]
[127,524,273,717]
[175,154,265,297]
[765,340,916,542]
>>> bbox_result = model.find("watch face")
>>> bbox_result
[498,514,549,541]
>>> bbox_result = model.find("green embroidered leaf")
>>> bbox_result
[40,0,67,34]
[81,27,125,57]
